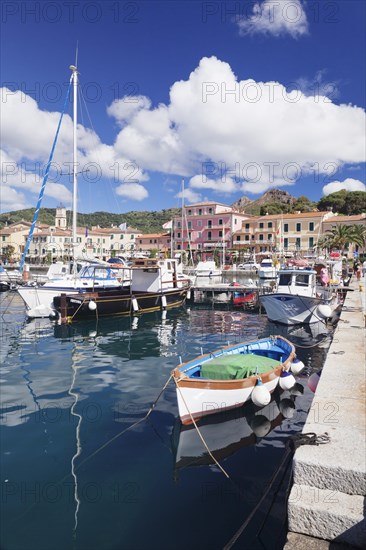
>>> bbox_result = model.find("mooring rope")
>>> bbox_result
[222,431,330,550]
[173,377,231,479]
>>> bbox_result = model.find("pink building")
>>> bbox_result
[172,202,249,262]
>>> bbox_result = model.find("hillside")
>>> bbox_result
[0,208,181,234]
[0,190,364,231]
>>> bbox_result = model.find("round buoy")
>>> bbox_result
[161,295,167,309]
[308,370,321,393]
[279,370,296,390]
[316,304,332,319]
[279,398,295,418]
[251,379,271,407]
[289,382,304,396]
[290,358,305,375]
[89,330,97,338]
[249,415,271,438]
[88,300,97,311]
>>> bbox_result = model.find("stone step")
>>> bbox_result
[288,484,366,548]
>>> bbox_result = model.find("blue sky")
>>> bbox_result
[1,0,365,214]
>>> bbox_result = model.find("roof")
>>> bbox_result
[325,214,366,222]
[138,233,169,239]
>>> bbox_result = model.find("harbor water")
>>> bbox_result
[1,289,334,550]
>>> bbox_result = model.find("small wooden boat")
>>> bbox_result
[172,335,296,425]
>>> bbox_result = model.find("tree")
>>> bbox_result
[317,190,366,215]
[317,224,361,254]
[350,224,366,248]
[5,245,15,262]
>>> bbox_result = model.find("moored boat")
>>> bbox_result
[53,258,190,322]
[172,335,297,425]
[258,257,278,279]
[259,268,340,325]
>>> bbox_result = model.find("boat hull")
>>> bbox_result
[259,293,332,325]
[53,287,188,321]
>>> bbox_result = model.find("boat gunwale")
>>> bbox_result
[172,336,296,389]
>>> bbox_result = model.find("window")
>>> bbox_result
[259,222,264,229]
[188,209,192,215]
[245,235,250,241]
[111,235,114,240]
[284,224,289,233]
[259,234,264,241]
[296,238,301,249]
[309,237,314,248]
[284,238,288,249]
[208,231,212,240]
[187,221,192,229]
[197,220,202,227]
[268,234,272,241]
[198,209,202,215]
[120,234,124,239]
[296,223,301,232]
[236,236,241,241]
[208,208,213,214]
[219,218,223,225]
[268,222,272,228]
[208,220,212,228]
[219,231,223,238]
[245,223,250,230]
[130,234,133,239]
[150,239,152,244]
[177,222,181,228]
[309,222,314,231]
[177,232,181,238]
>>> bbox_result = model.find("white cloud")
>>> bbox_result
[111,56,365,199]
[236,0,308,38]
[323,178,366,195]
[116,183,148,201]
[107,96,152,126]
[0,87,149,211]
[176,187,202,204]
[1,54,365,212]
[189,175,238,194]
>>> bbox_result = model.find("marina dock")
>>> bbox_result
[285,276,366,548]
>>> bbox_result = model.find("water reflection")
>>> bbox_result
[171,388,302,472]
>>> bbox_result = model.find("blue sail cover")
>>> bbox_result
[19,77,73,273]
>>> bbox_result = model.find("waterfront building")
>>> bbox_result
[171,201,250,263]
[136,233,171,256]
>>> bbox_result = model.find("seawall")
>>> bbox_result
[285,277,366,548]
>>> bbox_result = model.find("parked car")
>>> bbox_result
[237,262,259,272]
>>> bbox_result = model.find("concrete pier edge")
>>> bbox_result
[285,276,366,549]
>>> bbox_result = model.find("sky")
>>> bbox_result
[1,0,365,215]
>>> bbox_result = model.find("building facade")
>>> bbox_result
[172,202,250,262]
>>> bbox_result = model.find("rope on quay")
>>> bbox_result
[222,431,331,550]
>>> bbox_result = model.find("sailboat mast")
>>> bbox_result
[70,65,78,273]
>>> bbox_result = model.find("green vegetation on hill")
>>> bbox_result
[0,190,364,231]
[0,208,181,234]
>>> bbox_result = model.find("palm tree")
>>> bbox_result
[318,223,366,256]
[350,224,366,249]
[317,224,354,255]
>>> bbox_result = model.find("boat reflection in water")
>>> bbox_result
[171,388,301,471]
[267,319,334,349]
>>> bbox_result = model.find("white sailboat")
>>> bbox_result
[17,65,130,318]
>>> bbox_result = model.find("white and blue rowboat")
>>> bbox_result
[172,336,296,425]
